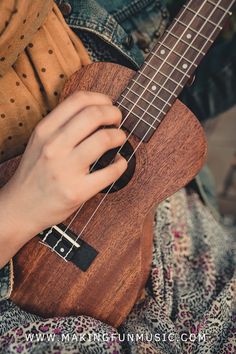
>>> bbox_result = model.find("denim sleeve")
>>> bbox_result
[0,261,13,301]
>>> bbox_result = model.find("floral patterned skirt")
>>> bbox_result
[0,189,235,354]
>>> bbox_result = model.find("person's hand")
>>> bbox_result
[0,91,127,267]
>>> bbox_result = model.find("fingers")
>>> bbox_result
[54,105,122,150]
[84,154,128,198]
[75,128,127,169]
[36,91,113,137]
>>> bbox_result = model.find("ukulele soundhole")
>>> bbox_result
[92,140,136,193]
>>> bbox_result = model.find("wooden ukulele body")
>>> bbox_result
[0,62,207,327]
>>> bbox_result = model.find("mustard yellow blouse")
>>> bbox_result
[0,0,91,163]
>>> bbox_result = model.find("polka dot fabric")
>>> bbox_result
[0,1,91,163]
[0,0,53,77]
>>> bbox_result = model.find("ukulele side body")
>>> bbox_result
[0,62,207,327]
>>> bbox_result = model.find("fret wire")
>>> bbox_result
[173,18,214,43]
[126,85,172,107]
[116,0,198,122]
[116,0,201,124]
[119,99,161,125]
[119,102,158,128]
[120,89,171,115]
[135,0,233,129]
[207,0,232,14]
[183,4,223,29]
[121,97,162,121]
[122,2,235,160]
[130,76,176,118]
[150,51,191,78]
[121,0,226,130]
[144,62,184,88]
[131,76,177,98]
[55,0,234,257]
[121,93,166,117]
[117,0,231,129]
[166,30,206,55]
[154,45,197,66]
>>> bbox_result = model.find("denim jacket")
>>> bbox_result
[60,0,168,69]
[0,0,223,300]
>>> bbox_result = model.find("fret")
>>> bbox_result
[148,55,193,87]
[117,0,235,143]
[145,62,184,88]
[150,51,191,78]
[120,95,162,123]
[130,79,175,112]
[207,0,232,14]
[170,18,214,57]
[183,5,223,29]
[173,18,214,43]
[125,81,167,114]
[129,78,177,114]
[135,72,177,98]
[153,46,197,67]
[189,0,233,22]
[165,30,206,56]
[121,88,171,120]
[141,63,182,93]
[162,34,206,66]
[141,66,178,93]
[119,102,158,128]
[131,78,177,112]
[178,4,217,38]
[137,71,176,101]
[122,98,161,124]
[127,85,172,108]
[119,84,169,127]
[120,106,157,142]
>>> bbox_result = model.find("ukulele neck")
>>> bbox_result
[118,0,234,142]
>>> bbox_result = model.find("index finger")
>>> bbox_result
[39,91,112,134]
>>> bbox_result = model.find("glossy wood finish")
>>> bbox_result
[0,62,207,327]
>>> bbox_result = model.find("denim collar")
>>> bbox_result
[64,0,144,68]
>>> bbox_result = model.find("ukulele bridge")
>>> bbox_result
[39,224,98,271]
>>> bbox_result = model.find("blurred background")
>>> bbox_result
[167,0,236,228]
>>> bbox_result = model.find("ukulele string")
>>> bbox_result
[57,0,228,255]
[114,0,198,111]
[46,0,231,256]
[50,0,200,253]
[60,0,201,236]
[60,0,231,260]
[49,0,198,250]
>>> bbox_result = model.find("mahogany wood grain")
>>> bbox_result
[0,62,207,327]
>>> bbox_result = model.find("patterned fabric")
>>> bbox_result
[0,0,53,76]
[0,190,235,353]
[0,262,13,301]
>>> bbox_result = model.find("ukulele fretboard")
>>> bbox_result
[118,0,235,142]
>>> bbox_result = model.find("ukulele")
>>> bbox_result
[0,0,234,327]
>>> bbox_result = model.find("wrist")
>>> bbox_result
[0,186,40,268]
